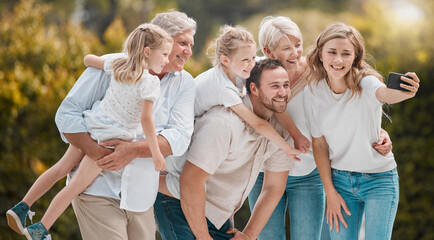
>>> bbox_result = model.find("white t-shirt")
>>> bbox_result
[286,87,317,176]
[194,66,245,117]
[304,75,396,173]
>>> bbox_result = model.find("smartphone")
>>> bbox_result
[386,72,412,92]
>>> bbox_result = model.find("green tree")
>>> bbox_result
[0,0,115,238]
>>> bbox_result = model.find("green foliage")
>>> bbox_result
[0,0,121,239]
[103,17,127,54]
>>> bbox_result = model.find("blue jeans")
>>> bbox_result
[154,193,234,240]
[327,168,399,240]
[248,168,325,240]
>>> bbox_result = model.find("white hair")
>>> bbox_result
[258,16,303,56]
[151,10,197,36]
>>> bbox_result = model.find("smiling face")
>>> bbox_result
[257,66,291,113]
[222,43,256,80]
[268,34,303,72]
[147,40,173,74]
[160,30,194,74]
[320,37,356,84]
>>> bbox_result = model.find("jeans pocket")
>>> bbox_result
[331,168,340,176]
[365,169,396,180]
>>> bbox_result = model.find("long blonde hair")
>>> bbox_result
[306,22,382,99]
[113,23,173,84]
[208,25,256,66]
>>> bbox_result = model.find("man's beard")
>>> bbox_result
[258,90,288,113]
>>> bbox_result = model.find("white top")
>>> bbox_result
[285,87,317,176]
[57,52,195,212]
[100,56,160,129]
[194,66,245,117]
[304,75,396,173]
[165,96,295,229]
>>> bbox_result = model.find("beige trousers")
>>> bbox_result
[72,194,156,240]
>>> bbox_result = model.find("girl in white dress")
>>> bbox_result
[195,25,303,159]
[304,22,420,239]
[7,23,173,240]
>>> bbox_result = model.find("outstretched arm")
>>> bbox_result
[230,103,302,160]
[376,72,420,104]
[275,111,310,153]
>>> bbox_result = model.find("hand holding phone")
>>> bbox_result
[386,72,412,92]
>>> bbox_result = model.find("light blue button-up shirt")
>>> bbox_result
[55,54,195,205]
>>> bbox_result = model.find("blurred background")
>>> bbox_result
[0,0,432,239]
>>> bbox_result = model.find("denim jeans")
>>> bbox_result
[327,168,399,240]
[248,168,325,240]
[154,193,234,240]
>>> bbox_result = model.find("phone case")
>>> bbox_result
[386,72,411,92]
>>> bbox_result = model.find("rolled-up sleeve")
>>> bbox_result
[159,73,195,156]
[55,67,111,143]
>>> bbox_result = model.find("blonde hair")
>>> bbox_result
[210,25,256,66]
[306,22,382,99]
[258,16,303,57]
[113,24,173,84]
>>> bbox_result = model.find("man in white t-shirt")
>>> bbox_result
[154,59,296,240]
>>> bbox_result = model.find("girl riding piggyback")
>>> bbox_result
[194,25,303,160]
[7,23,173,240]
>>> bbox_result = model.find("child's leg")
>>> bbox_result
[39,155,101,230]
[22,145,85,207]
